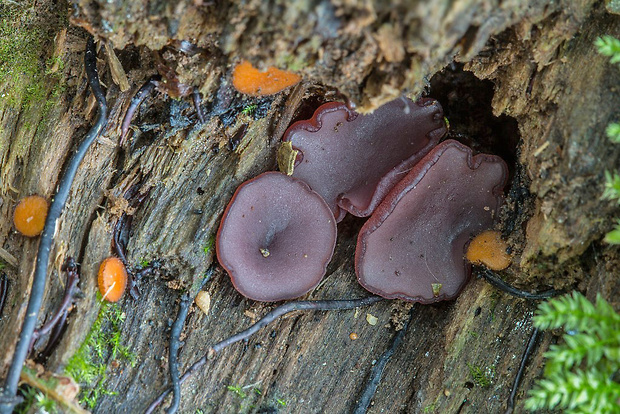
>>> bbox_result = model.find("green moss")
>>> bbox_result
[604,220,620,244]
[15,386,58,414]
[65,301,136,410]
[0,2,67,150]
[227,385,247,399]
[275,51,307,73]
[603,170,620,204]
[241,103,258,116]
[203,234,216,256]
[607,123,620,143]
[0,1,67,182]
[467,363,494,388]
[423,403,438,413]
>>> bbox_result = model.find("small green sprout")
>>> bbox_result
[242,103,258,116]
[607,123,620,143]
[603,170,620,204]
[595,35,620,64]
[423,403,437,413]
[467,363,493,388]
[15,387,57,414]
[35,391,58,413]
[203,234,216,256]
[226,385,247,399]
[254,388,262,395]
[276,398,287,407]
[45,55,64,74]
[604,220,620,244]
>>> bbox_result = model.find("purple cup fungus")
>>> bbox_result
[216,172,337,301]
[283,97,448,222]
[355,139,508,303]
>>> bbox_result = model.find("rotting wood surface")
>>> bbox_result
[0,0,619,413]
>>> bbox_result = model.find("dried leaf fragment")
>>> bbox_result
[195,291,211,315]
[105,41,130,92]
[277,141,299,176]
[366,313,378,325]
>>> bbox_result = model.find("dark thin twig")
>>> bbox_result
[113,185,152,263]
[211,296,382,354]
[30,257,80,351]
[166,294,192,414]
[478,269,561,300]
[0,35,107,414]
[505,327,541,414]
[120,75,160,142]
[145,296,382,414]
[455,398,469,414]
[192,89,206,124]
[0,273,8,319]
[353,307,414,414]
[37,310,68,361]
[112,186,152,299]
[134,260,162,280]
[112,213,129,265]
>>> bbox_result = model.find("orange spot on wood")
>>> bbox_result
[232,60,301,96]
[13,195,48,237]
[466,230,511,271]
[98,257,128,302]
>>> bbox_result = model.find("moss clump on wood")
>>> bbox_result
[64,301,136,410]
[0,2,64,111]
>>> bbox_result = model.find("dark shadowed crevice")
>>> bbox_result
[429,63,519,179]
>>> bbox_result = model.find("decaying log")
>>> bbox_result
[0,0,618,413]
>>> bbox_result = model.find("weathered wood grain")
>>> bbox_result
[0,0,618,413]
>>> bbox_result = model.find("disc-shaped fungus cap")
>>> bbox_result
[466,230,512,271]
[216,172,337,301]
[98,257,128,302]
[232,61,301,96]
[13,195,48,237]
[283,97,447,221]
[355,140,508,303]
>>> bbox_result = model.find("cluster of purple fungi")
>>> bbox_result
[216,97,508,303]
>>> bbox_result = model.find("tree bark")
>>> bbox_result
[0,0,618,413]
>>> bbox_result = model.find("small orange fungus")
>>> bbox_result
[466,230,511,271]
[13,195,48,237]
[232,60,301,96]
[98,257,128,302]
[349,332,359,340]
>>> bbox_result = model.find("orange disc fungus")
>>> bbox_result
[232,60,301,96]
[466,230,511,271]
[98,257,128,302]
[13,195,48,237]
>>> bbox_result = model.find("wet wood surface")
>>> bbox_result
[0,0,618,413]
